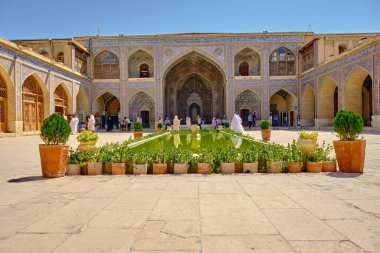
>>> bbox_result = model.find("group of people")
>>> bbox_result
[247,112,257,129]
[163,115,204,130]
[120,117,132,131]
[65,114,96,135]
[210,115,227,129]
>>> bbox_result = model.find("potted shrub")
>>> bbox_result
[133,121,143,139]
[285,140,304,173]
[260,120,271,141]
[82,148,102,175]
[306,147,324,173]
[39,114,71,178]
[224,121,230,128]
[152,150,168,174]
[195,149,213,174]
[110,145,127,175]
[132,151,150,175]
[296,131,318,154]
[99,144,113,174]
[319,141,337,172]
[262,143,284,173]
[66,148,85,175]
[77,130,99,151]
[172,149,191,174]
[241,146,259,173]
[157,122,163,133]
[218,147,236,174]
[333,110,365,173]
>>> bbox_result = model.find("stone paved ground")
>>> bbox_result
[0,130,380,253]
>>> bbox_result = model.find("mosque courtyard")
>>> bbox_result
[0,130,380,252]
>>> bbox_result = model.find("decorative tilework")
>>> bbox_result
[261,45,269,119]
[86,36,305,47]
[21,65,48,86]
[235,80,262,86]
[269,43,298,54]
[374,55,379,114]
[162,47,189,68]
[92,82,120,88]
[269,85,297,97]
[227,46,233,118]
[15,61,21,121]
[198,46,225,67]
[128,82,154,88]
[269,79,297,85]
[342,56,373,82]
[155,46,161,118]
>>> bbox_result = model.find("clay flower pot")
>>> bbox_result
[243,162,258,173]
[261,129,271,141]
[267,161,282,173]
[306,161,322,173]
[297,139,317,154]
[220,163,235,174]
[235,162,243,173]
[84,162,103,175]
[174,163,188,174]
[39,144,69,178]
[333,140,366,173]
[288,162,302,173]
[66,164,81,175]
[153,163,168,174]
[125,162,133,175]
[134,131,143,139]
[111,163,126,175]
[133,163,148,175]
[196,163,211,174]
[322,161,337,172]
[78,141,97,151]
[103,163,112,175]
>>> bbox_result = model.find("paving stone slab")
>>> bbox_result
[289,240,365,253]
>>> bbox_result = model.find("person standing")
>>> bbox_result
[88,114,95,132]
[211,117,216,129]
[252,112,257,127]
[126,117,131,131]
[221,115,227,127]
[173,115,181,131]
[164,117,171,130]
[106,116,113,132]
[197,115,202,129]
[186,116,191,130]
[70,115,78,135]
[248,112,253,129]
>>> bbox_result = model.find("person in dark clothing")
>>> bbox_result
[106,116,113,132]
[252,112,257,127]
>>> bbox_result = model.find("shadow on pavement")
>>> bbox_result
[327,172,363,178]
[8,176,47,183]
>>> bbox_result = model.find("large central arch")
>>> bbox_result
[163,52,225,123]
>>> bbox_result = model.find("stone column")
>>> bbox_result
[261,45,269,120]
[155,45,162,120]
[8,58,22,133]
[119,47,127,118]
[226,45,233,119]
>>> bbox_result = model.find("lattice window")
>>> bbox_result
[93,51,120,79]
[269,47,295,76]
[0,101,5,122]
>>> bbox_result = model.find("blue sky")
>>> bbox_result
[1,0,379,39]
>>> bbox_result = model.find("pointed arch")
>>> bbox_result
[301,84,315,126]
[76,88,90,122]
[318,77,338,119]
[128,49,154,78]
[269,89,297,126]
[129,91,155,128]
[22,74,50,131]
[54,83,72,115]
[234,47,261,76]
[269,47,296,76]
[93,92,120,116]
[93,50,120,79]
[0,65,14,132]
[235,89,261,123]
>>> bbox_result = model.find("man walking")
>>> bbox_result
[248,112,253,129]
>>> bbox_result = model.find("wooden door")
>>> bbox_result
[240,109,249,126]
[22,76,44,131]
[290,111,294,127]
[141,111,149,128]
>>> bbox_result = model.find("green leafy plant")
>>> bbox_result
[157,122,163,129]
[260,120,270,130]
[333,110,364,141]
[241,146,259,163]
[67,148,85,165]
[283,140,304,168]
[214,147,237,163]
[40,113,71,145]
[320,141,336,161]
[298,131,318,140]
[168,149,192,165]
[134,121,143,132]
[132,151,151,164]
[77,130,99,143]
[261,143,285,161]
[224,121,230,128]
[82,148,101,163]
[306,146,324,162]
[151,150,167,163]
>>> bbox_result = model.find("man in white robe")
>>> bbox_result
[230,114,245,134]
[70,115,78,135]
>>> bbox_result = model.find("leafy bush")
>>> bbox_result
[152,150,167,163]
[40,114,71,145]
[77,130,99,143]
[260,120,270,130]
[333,110,364,141]
[320,141,336,161]
[157,122,163,129]
[261,143,285,161]
[134,121,143,132]
[214,147,236,163]
[67,148,85,165]
[298,131,318,140]
[241,146,259,163]
[132,151,151,164]
[224,121,230,128]
[283,140,304,168]
[306,146,324,162]
[82,148,101,163]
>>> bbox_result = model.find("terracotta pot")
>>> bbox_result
[235,162,243,173]
[134,131,143,139]
[196,163,211,174]
[306,161,322,173]
[103,163,112,175]
[39,144,69,178]
[333,140,366,173]
[267,161,282,173]
[174,163,188,174]
[288,162,302,173]
[322,161,337,172]
[133,163,148,175]
[85,162,103,175]
[78,141,97,151]
[125,162,133,175]
[221,162,235,174]
[261,129,271,141]
[297,139,318,154]
[66,164,81,175]
[111,163,126,175]
[153,163,167,174]
[243,162,258,173]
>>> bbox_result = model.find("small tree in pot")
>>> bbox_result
[133,121,143,139]
[39,114,71,178]
[333,110,365,173]
[260,120,271,141]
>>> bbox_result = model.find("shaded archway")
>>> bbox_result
[164,51,225,123]
[54,84,69,115]
[22,74,49,131]
[301,85,315,127]
[317,77,338,126]
[129,91,155,128]
[269,89,297,126]
[234,48,260,76]
[76,88,90,122]
[344,67,373,126]
[128,50,154,78]
[235,90,261,125]
[94,92,120,130]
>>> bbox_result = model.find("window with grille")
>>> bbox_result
[93,51,120,79]
[269,47,295,76]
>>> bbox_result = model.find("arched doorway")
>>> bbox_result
[301,85,315,127]
[76,88,90,123]
[54,84,68,115]
[235,90,261,126]
[189,103,201,123]
[234,48,261,76]
[0,74,7,132]
[129,91,155,128]
[22,75,45,131]
[318,77,338,126]
[344,67,373,126]
[164,52,225,123]
[269,89,297,126]
[94,92,120,129]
